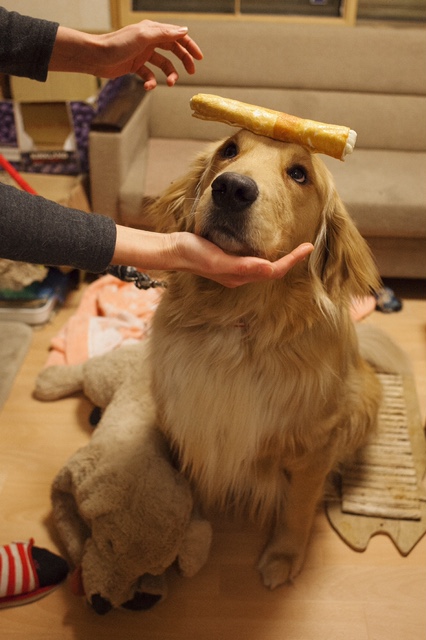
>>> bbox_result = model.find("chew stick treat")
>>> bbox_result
[190,94,357,161]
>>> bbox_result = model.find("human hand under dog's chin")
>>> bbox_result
[173,233,314,288]
[112,226,313,289]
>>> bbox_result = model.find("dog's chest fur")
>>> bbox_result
[150,286,351,518]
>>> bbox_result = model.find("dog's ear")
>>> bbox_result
[135,175,191,234]
[309,186,381,302]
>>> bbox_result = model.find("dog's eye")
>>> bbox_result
[288,165,308,184]
[221,142,239,159]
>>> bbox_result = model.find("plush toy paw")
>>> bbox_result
[89,406,102,427]
[90,590,162,615]
[90,593,114,615]
[84,571,166,615]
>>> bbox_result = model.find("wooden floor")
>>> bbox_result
[0,278,425,640]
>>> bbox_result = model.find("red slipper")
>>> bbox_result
[0,539,69,608]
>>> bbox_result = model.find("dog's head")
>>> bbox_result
[153,129,379,303]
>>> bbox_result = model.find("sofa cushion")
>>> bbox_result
[322,150,426,239]
[366,237,426,279]
[169,22,426,96]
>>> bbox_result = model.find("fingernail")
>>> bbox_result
[177,26,189,33]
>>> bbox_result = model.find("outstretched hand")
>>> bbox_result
[51,21,203,90]
[113,227,314,288]
[170,233,314,288]
[95,21,203,89]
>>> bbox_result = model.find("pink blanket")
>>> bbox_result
[46,275,162,367]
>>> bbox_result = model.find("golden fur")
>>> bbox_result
[142,130,403,589]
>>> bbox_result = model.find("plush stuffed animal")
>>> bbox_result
[34,342,212,615]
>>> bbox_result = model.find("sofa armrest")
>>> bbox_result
[89,90,152,222]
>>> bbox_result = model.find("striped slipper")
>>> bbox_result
[0,539,69,608]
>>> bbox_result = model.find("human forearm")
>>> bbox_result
[112,226,178,272]
[0,8,201,89]
[47,27,100,75]
[0,184,116,273]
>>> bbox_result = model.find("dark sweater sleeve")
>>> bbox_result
[0,183,117,273]
[0,7,58,81]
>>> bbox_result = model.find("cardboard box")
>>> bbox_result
[17,173,92,212]
[0,73,99,174]
[11,72,99,103]
[0,98,93,175]
[0,74,144,175]
[0,165,91,213]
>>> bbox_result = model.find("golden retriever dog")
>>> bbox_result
[142,129,404,589]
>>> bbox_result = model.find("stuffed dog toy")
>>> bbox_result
[35,342,212,614]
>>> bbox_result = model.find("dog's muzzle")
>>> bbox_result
[200,172,260,255]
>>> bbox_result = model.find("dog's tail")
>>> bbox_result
[355,323,412,376]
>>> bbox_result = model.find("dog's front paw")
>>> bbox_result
[257,548,304,590]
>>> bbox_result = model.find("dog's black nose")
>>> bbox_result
[211,172,258,212]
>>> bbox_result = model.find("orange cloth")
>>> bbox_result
[46,275,162,367]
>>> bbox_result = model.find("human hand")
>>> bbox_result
[51,21,203,90]
[96,21,203,89]
[167,232,314,288]
[113,227,313,288]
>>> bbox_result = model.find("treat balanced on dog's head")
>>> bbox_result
[190,93,356,161]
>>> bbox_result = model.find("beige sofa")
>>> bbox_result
[90,22,426,279]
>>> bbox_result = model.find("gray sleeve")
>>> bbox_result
[0,7,58,81]
[0,183,117,273]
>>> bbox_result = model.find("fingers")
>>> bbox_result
[203,243,314,288]
[138,65,158,91]
[168,40,198,75]
[172,232,314,289]
[174,33,203,62]
[140,51,180,88]
[145,39,201,83]
[269,243,314,278]
[139,21,203,61]
[102,20,203,87]
[135,42,201,88]
[132,21,202,86]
